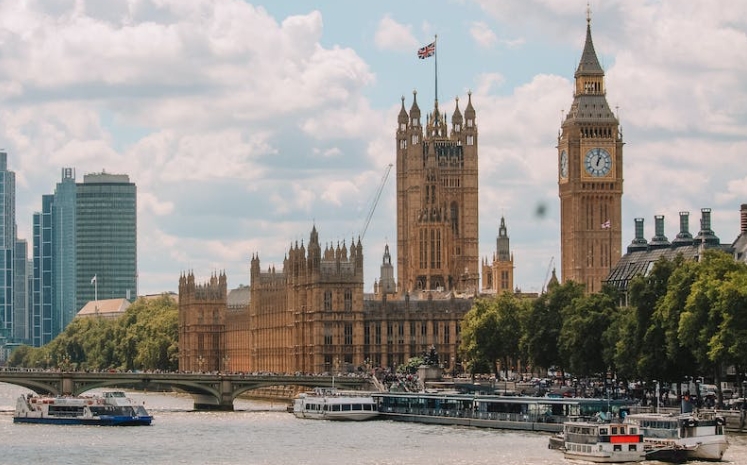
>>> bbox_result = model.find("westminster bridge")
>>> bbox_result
[0,370,374,410]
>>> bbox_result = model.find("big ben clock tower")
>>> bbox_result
[558,11,623,293]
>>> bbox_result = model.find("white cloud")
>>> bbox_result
[375,14,418,52]
[470,21,497,48]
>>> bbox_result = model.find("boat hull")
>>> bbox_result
[13,415,153,426]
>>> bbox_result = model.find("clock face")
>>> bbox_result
[560,150,568,178]
[584,148,612,176]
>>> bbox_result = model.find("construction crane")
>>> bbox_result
[541,256,555,293]
[361,163,393,240]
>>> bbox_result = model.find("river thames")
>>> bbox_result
[1,383,746,465]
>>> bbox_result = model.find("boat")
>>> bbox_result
[14,391,153,426]
[292,387,379,421]
[560,414,646,463]
[373,391,637,432]
[624,411,729,462]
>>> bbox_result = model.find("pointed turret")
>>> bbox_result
[464,90,476,122]
[451,96,463,133]
[575,10,604,78]
[398,96,408,128]
[409,90,421,125]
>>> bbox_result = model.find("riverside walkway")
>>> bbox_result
[0,369,373,410]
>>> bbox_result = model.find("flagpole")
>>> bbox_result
[434,34,438,104]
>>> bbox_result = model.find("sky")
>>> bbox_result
[1,0,746,296]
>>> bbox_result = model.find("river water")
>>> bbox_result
[1,383,746,465]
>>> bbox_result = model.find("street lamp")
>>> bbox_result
[223,355,230,373]
[653,380,660,413]
[197,355,205,373]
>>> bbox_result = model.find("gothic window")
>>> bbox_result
[412,134,419,144]
[444,324,450,344]
[467,135,474,146]
[364,325,370,346]
[399,139,406,149]
[324,324,333,345]
[467,119,473,127]
[421,322,427,344]
[419,229,427,268]
[501,270,509,290]
[400,123,406,131]
[375,324,382,345]
[411,117,418,126]
[387,323,394,345]
[451,202,459,236]
[344,324,353,345]
[454,123,461,132]
[344,289,352,312]
[410,321,416,343]
[324,291,332,311]
[398,323,404,344]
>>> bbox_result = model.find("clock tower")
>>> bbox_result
[558,12,623,293]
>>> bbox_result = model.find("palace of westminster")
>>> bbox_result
[177,16,740,375]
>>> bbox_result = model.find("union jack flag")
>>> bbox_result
[601,219,611,229]
[417,41,436,59]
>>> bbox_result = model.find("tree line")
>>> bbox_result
[460,249,747,402]
[7,294,178,372]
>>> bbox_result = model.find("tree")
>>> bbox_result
[558,289,618,378]
[7,294,178,372]
[523,281,584,375]
[460,293,527,379]
[618,256,679,381]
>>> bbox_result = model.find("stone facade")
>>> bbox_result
[558,16,623,294]
[396,92,479,294]
[178,227,471,375]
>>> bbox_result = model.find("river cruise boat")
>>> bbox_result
[14,391,153,426]
[561,415,646,463]
[372,391,636,432]
[292,388,379,421]
[624,411,729,462]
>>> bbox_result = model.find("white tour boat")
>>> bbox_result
[292,387,379,421]
[624,411,728,462]
[14,391,152,426]
[561,414,646,463]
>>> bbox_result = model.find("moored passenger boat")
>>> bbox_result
[624,411,729,462]
[373,391,636,432]
[561,415,646,463]
[14,391,153,426]
[292,388,378,421]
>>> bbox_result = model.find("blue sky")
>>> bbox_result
[1,0,746,296]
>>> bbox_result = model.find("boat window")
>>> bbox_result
[599,428,608,435]
[613,445,621,452]
[628,445,637,451]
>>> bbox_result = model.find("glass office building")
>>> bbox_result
[75,173,137,313]
[0,152,15,342]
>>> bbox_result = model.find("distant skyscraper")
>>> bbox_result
[0,152,16,341]
[12,239,29,343]
[75,172,137,312]
[54,168,77,331]
[32,195,53,346]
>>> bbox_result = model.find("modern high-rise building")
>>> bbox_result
[0,152,16,342]
[75,172,137,313]
[54,168,77,332]
[558,14,623,293]
[12,239,29,343]
[32,195,54,346]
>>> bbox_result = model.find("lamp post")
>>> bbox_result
[653,380,660,413]
[223,355,230,373]
[197,355,205,373]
